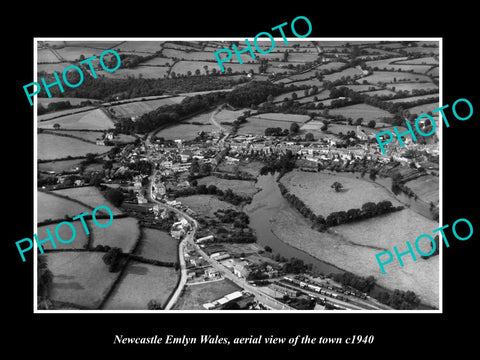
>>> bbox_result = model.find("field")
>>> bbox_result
[172,60,259,75]
[38,97,98,107]
[38,159,83,173]
[51,130,103,142]
[38,106,97,122]
[268,202,439,307]
[102,66,169,79]
[397,56,438,65]
[295,89,331,104]
[365,57,433,73]
[114,41,163,54]
[323,67,364,82]
[37,221,90,250]
[37,191,91,222]
[55,46,106,61]
[107,97,181,118]
[280,170,402,217]
[102,261,179,309]
[197,176,257,197]
[162,48,214,61]
[172,278,241,310]
[237,160,265,177]
[135,227,178,263]
[362,71,432,84]
[157,122,216,141]
[45,251,120,309]
[237,118,293,136]
[214,108,249,124]
[177,195,237,217]
[91,217,140,253]
[327,103,393,120]
[404,175,439,204]
[385,94,440,104]
[402,46,439,55]
[53,186,123,215]
[38,108,115,130]
[247,113,310,124]
[385,82,439,92]
[407,102,440,115]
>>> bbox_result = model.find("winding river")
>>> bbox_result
[244,171,436,309]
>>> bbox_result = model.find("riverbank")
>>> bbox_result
[244,172,439,309]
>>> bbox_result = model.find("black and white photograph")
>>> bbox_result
[6,6,478,355]
[33,38,441,312]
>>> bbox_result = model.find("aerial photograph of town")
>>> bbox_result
[35,39,440,312]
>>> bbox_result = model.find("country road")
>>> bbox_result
[147,168,294,310]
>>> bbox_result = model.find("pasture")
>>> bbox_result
[37,191,91,223]
[46,251,120,309]
[327,103,393,121]
[197,176,257,197]
[38,108,115,130]
[407,102,440,116]
[157,122,217,141]
[247,113,310,123]
[37,221,89,250]
[177,195,237,217]
[53,186,124,215]
[404,175,439,204]
[397,56,439,65]
[279,170,402,217]
[38,97,98,107]
[385,82,438,92]
[135,228,178,263]
[323,67,364,82]
[107,97,181,118]
[38,159,83,173]
[90,217,140,253]
[361,71,432,84]
[102,261,179,310]
[114,41,163,53]
[51,130,103,143]
[38,133,112,160]
[237,118,293,136]
[385,94,440,104]
[268,202,439,308]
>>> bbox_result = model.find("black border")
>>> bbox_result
[7,6,478,355]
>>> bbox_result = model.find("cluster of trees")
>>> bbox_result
[225,81,285,108]
[329,272,376,294]
[282,258,312,274]
[375,289,421,310]
[214,209,250,228]
[325,200,403,227]
[259,151,296,176]
[37,100,96,115]
[102,247,124,272]
[103,188,124,207]
[264,127,289,136]
[391,171,418,199]
[172,184,250,206]
[215,226,256,243]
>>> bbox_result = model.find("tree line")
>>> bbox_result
[278,181,404,230]
[171,183,251,206]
